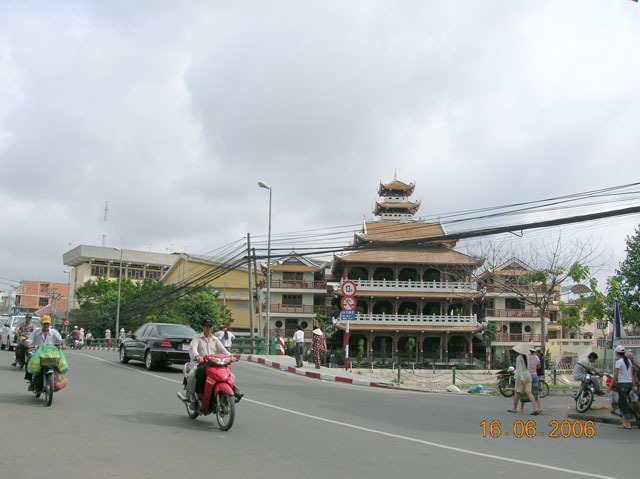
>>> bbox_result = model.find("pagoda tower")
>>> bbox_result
[373,179,421,221]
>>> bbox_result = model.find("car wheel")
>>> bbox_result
[144,351,155,370]
[119,346,129,364]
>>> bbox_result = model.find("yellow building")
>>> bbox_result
[162,254,264,334]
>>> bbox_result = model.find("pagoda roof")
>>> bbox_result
[378,180,415,195]
[373,200,421,216]
[333,245,484,269]
[355,221,454,246]
[266,264,322,273]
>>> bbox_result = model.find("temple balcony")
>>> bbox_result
[481,308,550,319]
[339,312,478,326]
[342,278,478,294]
[492,333,549,344]
[260,279,327,292]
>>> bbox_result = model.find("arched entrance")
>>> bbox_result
[398,301,418,315]
[398,336,419,361]
[423,302,441,315]
[423,337,441,361]
[348,267,368,280]
[373,301,394,314]
[423,268,440,282]
[399,268,418,281]
[448,335,469,361]
[373,267,394,281]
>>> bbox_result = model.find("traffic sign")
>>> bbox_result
[341,280,357,297]
[63,319,70,327]
[340,296,357,311]
[340,310,356,321]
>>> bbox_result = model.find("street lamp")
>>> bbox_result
[63,269,71,331]
[258,181,272,354]
[113,247,124,347]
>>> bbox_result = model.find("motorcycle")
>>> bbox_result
[497,366,515,397]
[176,354,237,431]
[25,348,59,407]
[72,338,83,350]
[574,373,610,413]
[13,335,28,368]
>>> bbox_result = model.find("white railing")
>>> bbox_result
[341,313,478,326]
[342,279,478,293]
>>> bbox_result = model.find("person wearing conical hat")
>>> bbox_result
[508,343,541,415]
[311,327,326,369]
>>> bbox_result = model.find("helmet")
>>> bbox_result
[221,325,228,330]
[41,315,51,324]
[615,345,626,354]
[73,325,79,329]
[120,328,125,332]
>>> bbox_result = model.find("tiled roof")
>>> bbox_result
[356,221,449,244]
[335,246,482,266]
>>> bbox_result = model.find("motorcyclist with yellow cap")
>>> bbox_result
[23,315,66,391]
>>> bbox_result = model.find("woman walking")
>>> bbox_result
[508,343,541,415]
[311,327,326,369]
[608,345,635,429]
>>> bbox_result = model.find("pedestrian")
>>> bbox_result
[519,346,541,413]
[311,326,326,369]
[105,329,111,348]
[85,330,93,346]
[293,325,305,367]
[215,325,235,349]
[508,343,541,415]
[608,345,635,429]
[535,346,545,412]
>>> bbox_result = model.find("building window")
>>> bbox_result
[505,298,525,309]
[232,303,248,310]
[282,295,302,305]
[597,339,606,348]
[145,271,161,280]
[109,267,120,278]
[597,321,608,330]
[39,297,49,307]
[128,269,144,280]
[91,265,108,276]
[283,272,303,281]
[524,325,532,333]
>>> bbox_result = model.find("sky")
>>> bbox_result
[1,1,640,293]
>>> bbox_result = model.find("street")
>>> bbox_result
[0,348,635,479]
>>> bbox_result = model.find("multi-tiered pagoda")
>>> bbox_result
[332,179,484,364]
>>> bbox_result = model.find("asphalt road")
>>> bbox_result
[0,348,635,479]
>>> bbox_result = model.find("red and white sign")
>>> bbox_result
[63,319,70,327]
[340,296,357,311]
[341,280,357,297]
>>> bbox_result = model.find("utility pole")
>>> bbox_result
[252,247,261,342]
[247,233,255,338]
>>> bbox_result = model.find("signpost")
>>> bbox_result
[340,281,357,370]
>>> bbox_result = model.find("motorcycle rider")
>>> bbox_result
[573,352,605,396]
[186,319,243,406]
[23,315,66,391]
[71,326,81,348]
[12,313,36,367]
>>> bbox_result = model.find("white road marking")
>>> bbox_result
[78,352,620,479]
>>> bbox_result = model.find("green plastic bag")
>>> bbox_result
[27,345,62,375]
[57,348,69,374]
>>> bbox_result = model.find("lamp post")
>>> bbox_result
[258,181,272,354]
[113,247,124,348]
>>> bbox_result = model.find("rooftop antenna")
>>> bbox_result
[394,168,397,180]
[102,201,109,247]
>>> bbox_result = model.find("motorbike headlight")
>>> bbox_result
[212,357,230,366]
[585,374,591,381]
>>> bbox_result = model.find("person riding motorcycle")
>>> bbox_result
[573,352,605,396]
[12,313,36,367]
[23,315,66,391]
[186,319,243,406]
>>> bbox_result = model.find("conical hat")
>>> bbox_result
[513,342,534,355]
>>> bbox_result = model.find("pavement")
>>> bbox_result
[81,347,635,426]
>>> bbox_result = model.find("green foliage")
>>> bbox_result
[70,279,232,336]
[482,322,497,343]
[356,338,365,367]
[610,227,640,326]
[406,337,416,357]
[314,309,333,331]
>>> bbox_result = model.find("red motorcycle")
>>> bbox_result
[177,354,236,430]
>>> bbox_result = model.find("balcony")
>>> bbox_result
[482,308,550,319]
[261,304,325,315]
[484,284,552,294]
[262,279,327,291]
[338,313,478,327]
[343,279,478,294]
[493,333,548,343]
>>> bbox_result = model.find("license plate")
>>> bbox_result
[181,343,189,351]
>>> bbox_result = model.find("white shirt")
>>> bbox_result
[293,330,304,343]
[26,328,63,347]
[214,330,235,348]
[189,333,229,361]
[616,358,633,383]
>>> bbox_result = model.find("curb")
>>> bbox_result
[72,347,117,351]
[234,354,395,389]
[567,412,638,427]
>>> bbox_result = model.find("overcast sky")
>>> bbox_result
[1,1,640,292]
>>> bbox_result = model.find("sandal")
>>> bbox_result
[618,426,632,429]
[531,411,541,416]
[507,409,517,413]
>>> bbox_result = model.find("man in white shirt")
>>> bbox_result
[186,320,245,404]
[214,325,235,349]
[24,315,66,390]
[293,325,305,367]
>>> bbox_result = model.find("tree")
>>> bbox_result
[610,226,640,327]
[473,236,603,350]
[481,321,497,369]
[176,289,232,330]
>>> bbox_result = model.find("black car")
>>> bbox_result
[119,323,195,370]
